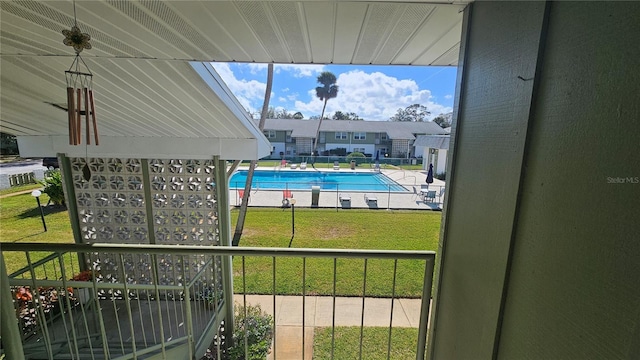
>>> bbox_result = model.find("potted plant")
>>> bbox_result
[39,170,65,207]
[70,270,96,304]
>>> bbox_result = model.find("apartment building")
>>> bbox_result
[262,118,448,158]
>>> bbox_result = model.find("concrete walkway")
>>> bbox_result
[233,294,425,360]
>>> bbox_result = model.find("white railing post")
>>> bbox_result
[416,258,436,360]
[215,158,235,344]
[1,252,25,360]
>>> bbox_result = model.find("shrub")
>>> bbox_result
[227,304,273,360]
[40,170,65,207]
[346,151,366,165]
[435,172,446,181]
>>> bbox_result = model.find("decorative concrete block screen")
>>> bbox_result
[68,157,222,296]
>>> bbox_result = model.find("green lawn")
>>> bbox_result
[313,327,418,359]
[0,183,42,196]
[0,192,440,297]
[231,208,440,297]
[0,192,75,274]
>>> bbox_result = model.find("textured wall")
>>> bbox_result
[498,2,640,359]
[431,2,640,359]
[430,2,546,358]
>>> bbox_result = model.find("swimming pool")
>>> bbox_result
[230,170,407,192]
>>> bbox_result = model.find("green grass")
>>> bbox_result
[313,327,419,359]
[231,208,440,297]
[0,193,75,274]
[0,194,440,297]
[0,183,42,196]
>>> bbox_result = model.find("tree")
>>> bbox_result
[332,111,362,120]
[433,112,453,128]
[347,112,363,121]
[231,64,273,246]
[312,72,339,154]
[0,132,19,155]
[390,104,430,122]
[332,111,348,120]
[264,107,303,119]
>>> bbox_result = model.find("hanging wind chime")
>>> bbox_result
[63,25,98,147]
[63,1,98,181]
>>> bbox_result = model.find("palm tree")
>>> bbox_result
[312,71,338,155]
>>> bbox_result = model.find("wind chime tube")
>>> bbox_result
[84,87,90,145]
[89,90,99,145]
[67,87,75,145]
[76,88,82,145]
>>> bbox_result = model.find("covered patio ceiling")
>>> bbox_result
[0,0,468,159]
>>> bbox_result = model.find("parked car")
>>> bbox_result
[42,157,59,169]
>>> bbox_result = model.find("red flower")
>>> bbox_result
[15,287,33,302]
[71,270,94,281]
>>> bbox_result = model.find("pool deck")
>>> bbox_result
[229,166,445,211]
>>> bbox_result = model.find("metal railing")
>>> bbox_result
[2,243,435,360]
[231,181,445,210]
[3,244,225,360]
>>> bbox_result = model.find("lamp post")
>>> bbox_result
[31,190,47,232]
[288,198,296,248]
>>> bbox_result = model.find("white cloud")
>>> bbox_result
[211,63,267,113]
[246,63,267,74]
[287,93,299,101]
[444,94,453,100]
[278,97,287,102]
[275,64,325,77]
[293,70,452,121]
[282,87,290,92]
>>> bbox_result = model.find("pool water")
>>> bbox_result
[230,170,406,192]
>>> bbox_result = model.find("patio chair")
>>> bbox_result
[290,163,297,169]
[300,162,307,170]
[373,161,380,172]
[364,193,378,208]
[425,190,437,203]
[339,193,351,209]
[333,161,340,170]
[237,190,249,205]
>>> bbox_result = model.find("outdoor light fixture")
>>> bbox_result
[31,190,47,232]
[288,198,297,248]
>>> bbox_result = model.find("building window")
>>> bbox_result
[264,130,276,139]
[286,131,292,143]
[335,132,348,140]
[380,133,388,140]
[353,132,366,140]
[353,147,365,153]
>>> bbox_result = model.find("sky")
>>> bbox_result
[211,63,457,121]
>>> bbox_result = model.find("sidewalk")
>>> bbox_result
[232,294,426,360]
